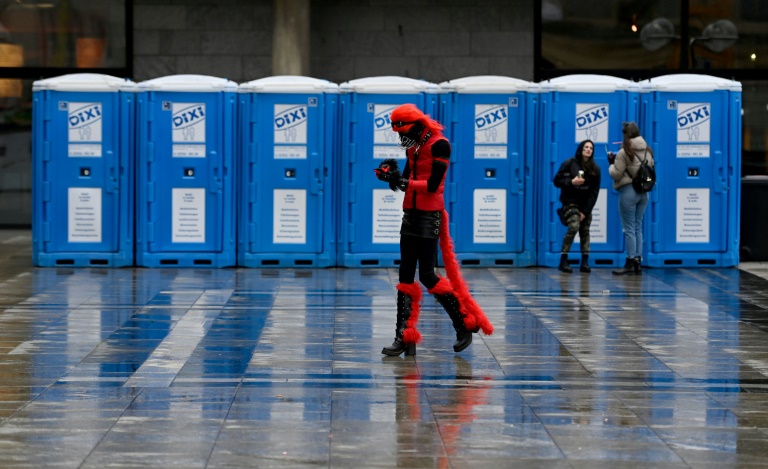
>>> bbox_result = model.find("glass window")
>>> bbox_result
[0,0,128,226]
[540,0,768,75]
[541,0,682,73]
[742,81,768,176]
[689,0,768,70]
[0,79,33,226]
[0,0,126,69]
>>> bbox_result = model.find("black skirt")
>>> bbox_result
[400,209,441,239]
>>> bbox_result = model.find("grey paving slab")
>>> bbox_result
[2,231,768,467]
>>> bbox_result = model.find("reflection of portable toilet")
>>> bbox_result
[32,74,135,267]
[136,75,237,267]
[237,76,338,268]
[437,76,537,267]
[538,75,639,269]
[337,76,438,267]
[639,74,741,267]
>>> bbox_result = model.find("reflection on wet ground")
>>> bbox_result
[2,232,768,467]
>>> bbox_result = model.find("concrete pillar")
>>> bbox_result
[272,0,310,76]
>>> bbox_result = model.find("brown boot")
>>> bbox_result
[612,257,634,276]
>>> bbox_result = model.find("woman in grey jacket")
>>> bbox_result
[608,121,655,275]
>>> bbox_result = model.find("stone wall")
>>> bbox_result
[133,0,534,83]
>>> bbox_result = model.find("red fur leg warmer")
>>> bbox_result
[397,282,423,344]
[436,209,494,335]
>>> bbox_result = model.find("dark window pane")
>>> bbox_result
[689,1,768,70]
[0,79,33,226]
[0,0,126,69]
[742,81,768,176]
[541,0,682,71]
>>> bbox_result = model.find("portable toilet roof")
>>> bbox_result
[339,76,438,94]
[137,74,237,92]
[239,75,338,93]
[33,73,134,92]
[638,74,742,92]
[438,75,538,93]
[541,74,637,92]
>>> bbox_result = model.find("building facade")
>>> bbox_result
[0,0,765,226]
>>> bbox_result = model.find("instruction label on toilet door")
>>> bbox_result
[172,188,205,243]
[474,189,506,244]
[575,189,607,244]
[372,189,404,244]
[677,188,710,243]
[273,189,306,244]
[68,188,102,242]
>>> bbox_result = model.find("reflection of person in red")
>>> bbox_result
[394,357,489,468]
[435,357,490,468]
[375,104,493,357]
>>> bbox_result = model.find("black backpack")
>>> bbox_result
[631,149,656,194]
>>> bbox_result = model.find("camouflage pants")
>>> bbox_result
[561,205,592,254]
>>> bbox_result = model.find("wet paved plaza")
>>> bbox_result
[3,231,768,467]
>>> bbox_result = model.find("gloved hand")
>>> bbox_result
[374,159,407,191]
[374,159,400,182]
[607,152,616,165]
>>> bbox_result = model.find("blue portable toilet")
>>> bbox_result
[237,76,338,268]
[32,73,135,267]
[136,75,238,268]
[538,75,639,269]
[437,76,537,267]
[337,76,438,267]
[638,74,742,267]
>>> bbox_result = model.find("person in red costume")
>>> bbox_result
[374,103,493,357]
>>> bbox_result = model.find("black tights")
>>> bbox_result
[398,234,440,289]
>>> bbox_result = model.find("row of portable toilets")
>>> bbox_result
[31,73,742,269]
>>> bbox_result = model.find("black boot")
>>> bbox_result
[580,254,591,273]
[612,257,634,276]
[433,292,472,352]
[558,253,573,273]
[382,291,416,356]
[633,256,642,275]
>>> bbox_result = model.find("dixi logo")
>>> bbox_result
[475,106,507,130]
[68,104,102,128]
[374,107,395,131]
[576,105,608,129]
[677,104,710,129]
[172,104,205,129]
[274,105,308,130]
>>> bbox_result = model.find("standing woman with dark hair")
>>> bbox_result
[608,121,655,275]
[374,104,493,357]
[553,139,601,273]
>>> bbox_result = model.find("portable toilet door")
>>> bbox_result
[639,74,742,267]
[136,75,238,268]
[437,76,537,267]
[32,73,135,267]
[237,76,338,268]
[538,75,639,269]
[337,76,439,267]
